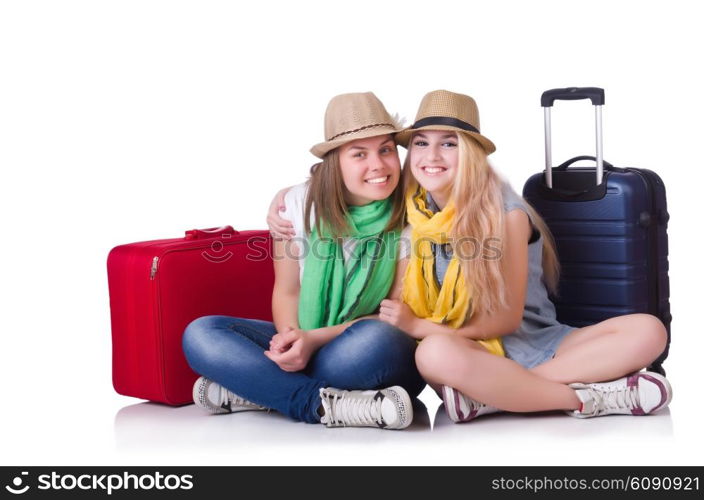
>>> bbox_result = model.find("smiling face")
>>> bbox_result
[409,130,459,209]
[337,134,401,206]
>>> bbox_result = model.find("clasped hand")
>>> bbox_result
[379,299,422,338]
[264,327,316,372]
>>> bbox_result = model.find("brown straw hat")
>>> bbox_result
[310,92,404,158]
[396,89,496,154]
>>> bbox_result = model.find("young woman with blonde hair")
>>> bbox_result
[379,89,672,421]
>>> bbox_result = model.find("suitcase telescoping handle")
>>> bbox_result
[184,225,239,240]
[542,87,605,188]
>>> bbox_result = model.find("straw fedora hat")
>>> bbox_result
[395,90,496,154]
[310,92,404,158]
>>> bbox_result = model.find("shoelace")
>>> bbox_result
[322,390,384,427]
[592,385,639,415]
[217,385,256,409]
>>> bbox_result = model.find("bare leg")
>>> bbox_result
[531,314,667,384]
[417,314,669,416]
[415,333,581,412]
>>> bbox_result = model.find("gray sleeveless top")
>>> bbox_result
[428,183,574,369]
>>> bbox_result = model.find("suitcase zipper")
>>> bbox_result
[150,256,159,280]
[147,253,167,400]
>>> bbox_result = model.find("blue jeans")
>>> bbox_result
[182,317,425,423]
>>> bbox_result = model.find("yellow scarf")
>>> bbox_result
[402,188,504,356]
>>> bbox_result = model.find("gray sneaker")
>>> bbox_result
[192,376,268,414]
[568,371,672,418]
[319,386,413,429]
[442,385,501,423]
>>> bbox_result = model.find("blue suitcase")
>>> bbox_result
[522,87,671,374]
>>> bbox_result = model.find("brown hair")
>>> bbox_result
[304,143,406,237]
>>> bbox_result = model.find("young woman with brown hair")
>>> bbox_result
[182,92,424,429]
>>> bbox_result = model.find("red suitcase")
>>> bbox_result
[107,226,274,406]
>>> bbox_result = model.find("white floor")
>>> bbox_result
[107,384,683,466]
[0,363,695,467]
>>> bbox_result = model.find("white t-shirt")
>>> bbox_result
[279,182,410,284]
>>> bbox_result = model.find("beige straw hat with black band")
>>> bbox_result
[310,92,404,158]
[395,89,496,155]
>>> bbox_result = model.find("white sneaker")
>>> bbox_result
[442,385,501,423]
[192,376,268,414]
[319,386,413,430]
[568,371,672,418]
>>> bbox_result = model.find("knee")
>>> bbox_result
[322,320,416,374]
[415,334,461,381]
[181,315,227,366]
[616,314,668,363]
[345,319,416,356]
[636,314,668,357]
[182,315,214,351]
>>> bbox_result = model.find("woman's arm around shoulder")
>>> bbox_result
[267,185,296,239]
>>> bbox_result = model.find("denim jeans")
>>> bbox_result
[182,317,425,423]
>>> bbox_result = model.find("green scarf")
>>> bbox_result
[299,199,399,330]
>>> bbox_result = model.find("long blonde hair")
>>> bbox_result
[404,133,560,313]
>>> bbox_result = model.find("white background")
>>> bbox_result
[1,0,702,466]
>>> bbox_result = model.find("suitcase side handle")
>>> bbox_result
[541,87,605,107]
[185,226,239,240]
